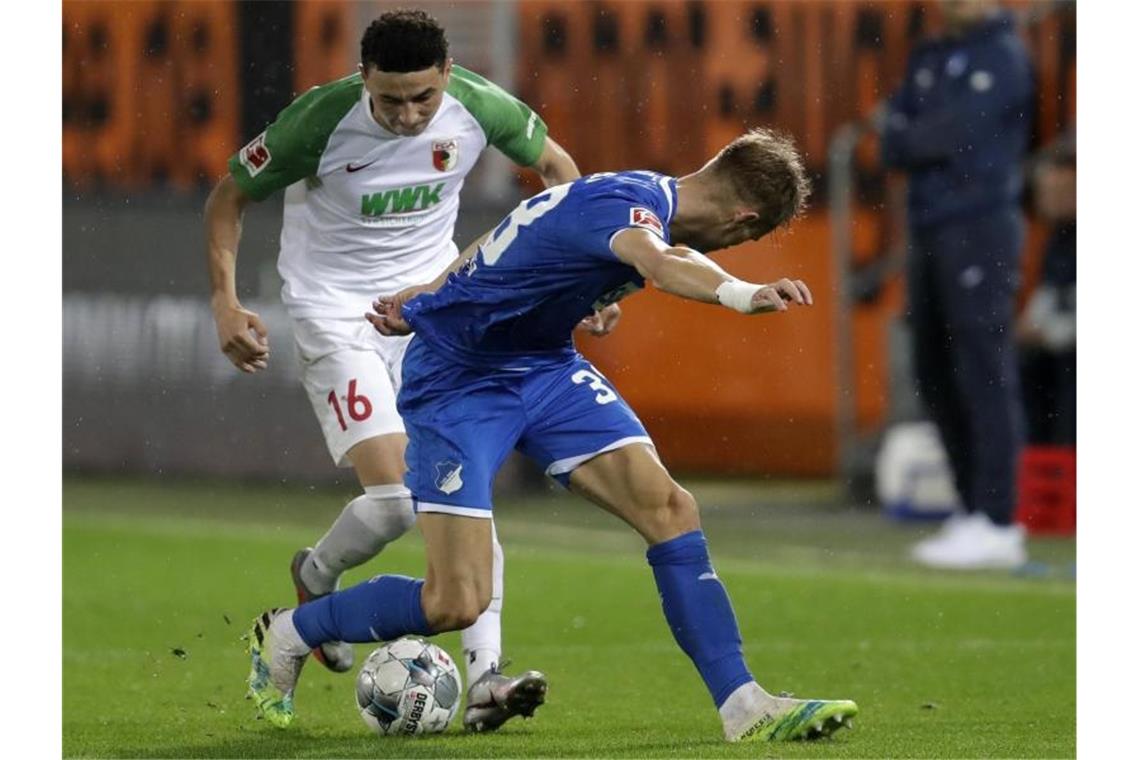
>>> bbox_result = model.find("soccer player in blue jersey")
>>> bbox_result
[247,128,859,741]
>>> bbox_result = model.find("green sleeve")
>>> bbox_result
[446,65,549,167]
[227,74,363,201]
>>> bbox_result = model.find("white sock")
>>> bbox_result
[719,681,780,739]
[461,521,504,685]
[272,609,314,658]
[302,485,416,593]
[466,649,500,684]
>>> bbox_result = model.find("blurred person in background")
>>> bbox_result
[879,0,1034,569]
[204,8,591,731]
[1018,135,1076,445]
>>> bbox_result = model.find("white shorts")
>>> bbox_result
[292,316,412,467]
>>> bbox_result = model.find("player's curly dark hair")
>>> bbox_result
[711,128,811,235]
[360,9,449,73]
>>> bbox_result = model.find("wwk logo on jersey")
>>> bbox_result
[630,207,664,238]
[432,138,458,172]
[360,183,445,216]
[239,132,271,177]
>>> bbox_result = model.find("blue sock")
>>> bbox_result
[647,530,754,707]
[292,574,433,647]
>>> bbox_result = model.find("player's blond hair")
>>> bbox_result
[708,128,811,235]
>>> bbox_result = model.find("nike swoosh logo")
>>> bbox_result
[345,158,380,173]
[698,572,719,581]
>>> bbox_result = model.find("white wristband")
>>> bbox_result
[715,280,762,314]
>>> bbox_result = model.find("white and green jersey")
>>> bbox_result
[228,65,549,318]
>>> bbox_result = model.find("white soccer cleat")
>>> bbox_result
[246,608,308,728]
[910,512,1027,570]
[728,693,859,742]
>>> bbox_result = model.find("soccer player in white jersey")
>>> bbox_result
[204,9,599,731]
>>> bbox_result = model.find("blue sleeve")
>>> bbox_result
[882,38,1033,169]
[565,176,671,261]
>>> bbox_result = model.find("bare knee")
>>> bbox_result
[639,483,700,544]
[420,580,490,632]
[347,434,407,486]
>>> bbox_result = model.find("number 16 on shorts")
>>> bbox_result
[301,359,404,467]
[327,379,372,431]
[295,322,407,467]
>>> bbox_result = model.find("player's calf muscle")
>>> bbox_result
[419,514,495,631]
[618,478,699,543]
[638,484,700,544]
[570,448,700,544]
[421,578,489,631]
[573,468,699,544]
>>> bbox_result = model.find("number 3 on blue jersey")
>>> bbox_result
[480,183,572,265]
[571,368,617,405]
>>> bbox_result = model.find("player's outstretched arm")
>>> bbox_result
[204,174,270,373]
[528,137,581,188]
[611,228,812,314]
[367,228,495,336]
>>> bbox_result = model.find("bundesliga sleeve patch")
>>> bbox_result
[239,132,272,177]
[630,207,664,238]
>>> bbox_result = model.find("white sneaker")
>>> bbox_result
[910,512,1027,570]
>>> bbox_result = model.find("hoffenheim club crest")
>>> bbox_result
[434,460,464,495]
[432,139,458,172]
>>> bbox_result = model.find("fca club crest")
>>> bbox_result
[432,139,458,172]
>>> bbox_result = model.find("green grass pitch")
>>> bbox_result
[63,477,1075,758]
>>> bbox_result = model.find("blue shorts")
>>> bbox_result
[397,338,652,518]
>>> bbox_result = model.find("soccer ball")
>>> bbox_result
[354,637,462,736]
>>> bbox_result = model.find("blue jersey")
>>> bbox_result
[402,170,678,368]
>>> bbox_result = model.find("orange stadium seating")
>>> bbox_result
[293,0,355,94]
[63,0,239,190]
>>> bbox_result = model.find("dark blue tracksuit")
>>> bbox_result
[881,12,1034,526]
